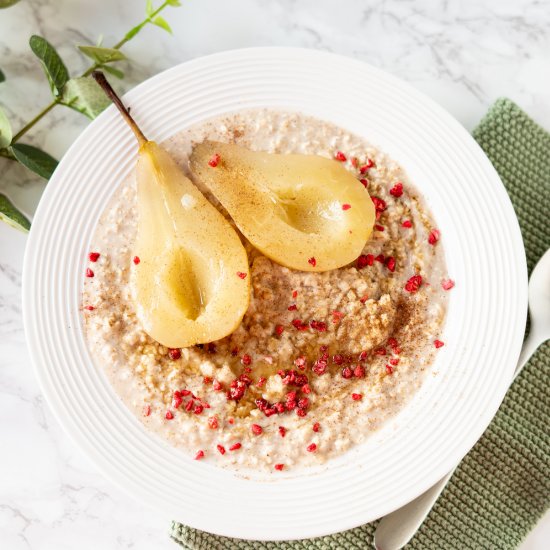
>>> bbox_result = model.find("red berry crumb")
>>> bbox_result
[229,442,242,451]
[386,365,394,374]
[251,424,263,435]
[402,220,412,228]
[342,203,351,211]
[374,224,385,231]
[312,422,320,432]
[386,256,396,272]
[143,404,151,417]
[428,229,441,245]
[237,271,247,279]
[216,444,226,455]
[292,290,298,298]
[287,304,297,311]
[335,151,347,161]
[308,257,317,267]
[212,379,222,391]
[207,416,219,429]
[354,365,365,378]
[274,463,285,471]
[194,450,205,460]
[169,348,181,360]
[241,354,252,366]
[84,305,95,311]
[442,279,455,291]
[307,443,317,453]
[85,268,94,278]
[275,324,285,336]
[88,252,100,262]
[278,426,287,438]
[165,410,174,420]
[389,182,404,197]
[357,254,374,269]
[360,159,375,173]
[359,178,369,188]
[133,256,140,265]
[351,393,363,401]
[208,153,220,167]
[405,275,423,293]
[434,339,445,348]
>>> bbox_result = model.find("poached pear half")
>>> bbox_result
[93,72,250,348]
[190,141,376,272]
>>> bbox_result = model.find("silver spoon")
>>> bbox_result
[374,248,550,550]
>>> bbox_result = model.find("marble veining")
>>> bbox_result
[1,0,549,548]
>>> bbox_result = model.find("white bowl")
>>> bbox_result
[22,48,527,541]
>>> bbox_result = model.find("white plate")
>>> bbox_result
[22,48,527,541]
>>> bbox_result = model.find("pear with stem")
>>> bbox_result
[92,72,250,348]
[190,141,376,272]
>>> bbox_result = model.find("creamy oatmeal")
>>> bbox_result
[83,110,451,473]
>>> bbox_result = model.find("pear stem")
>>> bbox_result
[92,70,148,147]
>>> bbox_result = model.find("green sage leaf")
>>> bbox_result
[29,35,70,95]
[77,45,127,65]
[145,0,154,16]
[0,68,5,83]
[11,143,58,179]
[61,76,111,119]
[0,106,12,149]
[153,15,172,34]
[103,65,125,79]
[0,193,30,232]
[124,24,144,41]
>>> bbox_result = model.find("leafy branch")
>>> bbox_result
[0,0,181,232]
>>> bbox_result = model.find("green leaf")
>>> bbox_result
[0,68,5,83]
[0,193,30,232]
[77,45,126,65]
[29,35,70,96]
[145,0,154,16]
[11,143,58,179]
[0,0,22,8]
[103,65,125,79]
[153,15,172,33]
[0,106,12,149]
[61,77,111,119]
[124,24,144,41]
[166,0,182,6]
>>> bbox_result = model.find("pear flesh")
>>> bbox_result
[132,142,250,348]
[190,141,376,272]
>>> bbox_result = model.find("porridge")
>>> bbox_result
[83,110,451,473]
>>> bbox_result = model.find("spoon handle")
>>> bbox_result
[373,333,545,550]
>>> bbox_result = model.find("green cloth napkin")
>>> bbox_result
[170,99,550,549]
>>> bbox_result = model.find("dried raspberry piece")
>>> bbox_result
[371,196,387,212]
[194,450,205,460]
[308,257,317,267]
[208,153,220,167]
[165,410,174,420]
[428,229,440,245]
[85,268,94,278]
[294,355,307,369]
[359,159,375,173]
[84,305,95,311]
[312,359,328,375]
[274,324,285,336]
[374,224,385,232]
[359,178,369,188]
[256,377,267,388]
[296,408,307,417]
[133,256,140,265]
[351,157,359,168]
[375,254,385,263]
[385,365,394,375]
[172,395,183,409]
[354,365,365,378]
[375,347,386,356]
[357,254,375,268]
[307,443,317,453]
[341,366,353,379]
[193,404,204,415]
[389,182,403,197]
[360,295,369,304]
[236,271,247,279]
[298,397,309,409]
[312,422,320,432]
[278,426,287,438]
[143,404,151,417]
[442,279,455,291]
[274,463,284,471]
[389,357,399,366]
[342,203,351,211]
[309,320,327,332]
[88,252,100,262]
[386,256,396,272]
[405,275,423,293]
[351,393,363,401]
[241,354,252,366]
[207,416,219,429]
[251,424,263,435]
[434,339,445,348]
[334,151,347,161]
[168,348,181,360]
[229,443,242,451]
[292,290,298,298]
[212,379,222,391]
[287,304,297,311]
[216,444,226,455]
[402,220,412,228]
[301,383,311,394]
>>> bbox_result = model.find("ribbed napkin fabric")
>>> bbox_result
[170,99,550,549]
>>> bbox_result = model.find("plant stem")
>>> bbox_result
[5,0,171,147]
[11,99,59,143]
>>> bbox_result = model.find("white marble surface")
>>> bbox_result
[0,0,549,548]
